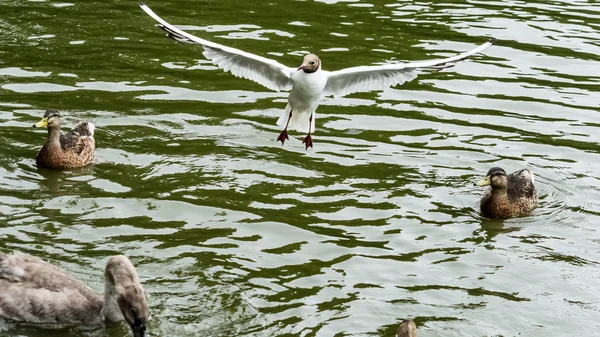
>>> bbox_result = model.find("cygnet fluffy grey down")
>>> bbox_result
[0,252,149,337]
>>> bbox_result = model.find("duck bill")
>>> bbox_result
[130,324,146,337]
[476,176,491,186]
[34,118,48,128]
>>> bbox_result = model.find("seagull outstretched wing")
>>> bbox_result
[323,40,494,98]
[138,1,295,92]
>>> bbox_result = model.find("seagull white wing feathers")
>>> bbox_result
[138,1,295,92]
[322,40,494,98]
[139,2,494,148]
[139,1,494,98]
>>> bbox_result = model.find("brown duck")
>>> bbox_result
[33,109,95,169]
[476,167,538,218]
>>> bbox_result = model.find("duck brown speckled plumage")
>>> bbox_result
[0,252,149,337]
[33,109,95,169]
[476,167,538,218]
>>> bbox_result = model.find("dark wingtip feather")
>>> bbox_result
[159,24,194,44]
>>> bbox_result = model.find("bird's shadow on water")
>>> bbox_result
[477,217,521,240]
[35,165,96,194]
[465,203,524,242]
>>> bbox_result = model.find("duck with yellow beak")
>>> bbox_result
[33,109,95,169]
[475,167,538,218]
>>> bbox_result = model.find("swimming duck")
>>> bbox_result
[396,319,417,337]
[476,167,538,218]
[0,252,149,337]
[33,109,95,169]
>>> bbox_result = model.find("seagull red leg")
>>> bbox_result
[302,113,314,150]
[277,109,293,145]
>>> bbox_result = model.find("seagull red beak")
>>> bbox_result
[297,65,305,71]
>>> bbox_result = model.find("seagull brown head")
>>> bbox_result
[298,54,320,73]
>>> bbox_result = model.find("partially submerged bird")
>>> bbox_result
[475,167,538,218]
[397,319,417,337]
[138,2,494,149]
[0,252,149,337]
[33,109,95,169]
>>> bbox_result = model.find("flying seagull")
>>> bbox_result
[138,2,494,149]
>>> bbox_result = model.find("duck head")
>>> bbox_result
[33,109,62,129]
[476,167,508,189]
[396,319,417,337]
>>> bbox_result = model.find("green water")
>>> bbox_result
[1,0,599,336]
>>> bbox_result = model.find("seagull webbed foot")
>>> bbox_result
[277,129,290,145]
[302,134,313,150]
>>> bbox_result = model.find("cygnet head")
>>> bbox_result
[298,54,321,73]
[105,255,149,337]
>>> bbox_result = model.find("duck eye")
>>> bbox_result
[130,309,137,317]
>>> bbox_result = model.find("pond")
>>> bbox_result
[0,0,599,336]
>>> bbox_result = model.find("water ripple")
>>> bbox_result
[1,0,600,336]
